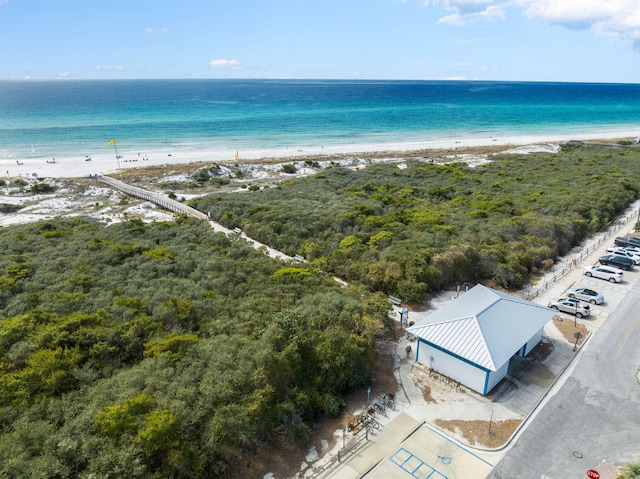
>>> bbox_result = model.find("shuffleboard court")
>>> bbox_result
[320,413,497,479]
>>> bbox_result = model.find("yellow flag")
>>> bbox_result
[108,140,115,145]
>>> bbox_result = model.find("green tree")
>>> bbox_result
[143,334,200,363]
[95,393,154,442]
[20,346,83,397]
[136,408,180,456]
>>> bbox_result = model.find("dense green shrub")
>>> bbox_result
[29,182,56,194]
[191,144,640,302]
[0,203,22,213]
[0,217,389,478]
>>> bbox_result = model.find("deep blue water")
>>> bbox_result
[1,79,639,161]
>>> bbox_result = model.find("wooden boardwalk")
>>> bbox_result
[96,175,296,262]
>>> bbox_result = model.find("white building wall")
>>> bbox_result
[416,329,544,395]
[524,328,543,356]
[416,340,487,395]
[485,360,509,394]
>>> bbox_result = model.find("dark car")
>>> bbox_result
[614,236,640,248]
[599,254,634,271]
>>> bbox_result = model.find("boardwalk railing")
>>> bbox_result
[526,208,640,300]
[97,175,208,220]
[95,175,301,265]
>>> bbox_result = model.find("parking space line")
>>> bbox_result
[390,448,448,479]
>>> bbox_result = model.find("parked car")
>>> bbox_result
[599,254,634,271]
[548,298,590,318]
[605,247,640,264]
[566,287,604,305]
[626,236,640,246]
[584,265,624,283]
[614,236,640,248]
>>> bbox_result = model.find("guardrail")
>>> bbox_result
[96,175,208,220]
[526,209,639,300]
[312,392,393,478]
[312,434,367,478]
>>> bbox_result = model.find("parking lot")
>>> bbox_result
[317,206,640,479]
[544,258,639,332]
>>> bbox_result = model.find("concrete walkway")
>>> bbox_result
[396,340,426,407]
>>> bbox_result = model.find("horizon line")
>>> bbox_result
[2,78,640,86]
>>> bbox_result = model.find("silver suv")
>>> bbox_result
[548,298,590,318]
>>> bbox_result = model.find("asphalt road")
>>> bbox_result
[488,278,640,479]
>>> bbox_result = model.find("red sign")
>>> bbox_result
[587,470,600,479]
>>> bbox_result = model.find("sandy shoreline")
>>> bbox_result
[2,130,639,180]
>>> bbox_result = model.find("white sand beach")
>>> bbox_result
[2,130,639,180]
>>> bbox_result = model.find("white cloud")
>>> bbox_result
[421,0,496,15]
[209,59,241,69]
[438,4,505,25]
[418,0,640,50]
[519,0,640,50]
[418,0,640,52]
[95,65,124,71]
[57,72,70,79]
[145,27,169,34]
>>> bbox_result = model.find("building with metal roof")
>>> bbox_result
[406,284,556,395]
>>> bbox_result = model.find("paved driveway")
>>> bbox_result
[487,276,640,479]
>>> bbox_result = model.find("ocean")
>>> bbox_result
[1,79,640,162]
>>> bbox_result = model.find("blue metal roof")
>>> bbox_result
[406,284,555,371]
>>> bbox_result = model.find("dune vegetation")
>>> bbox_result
[192,143,640,303]
[1,142,640,477]
[0,216,389,478]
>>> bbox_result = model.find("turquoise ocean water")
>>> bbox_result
[1,79,639,162]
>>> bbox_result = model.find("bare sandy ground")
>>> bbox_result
[2,130,636,180]
[0,137,633,229]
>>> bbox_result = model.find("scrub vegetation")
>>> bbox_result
[192,143,640,303]
[0,216,389,478]
[2,143,640,478]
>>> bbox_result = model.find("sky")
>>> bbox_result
[1,0,639,83]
